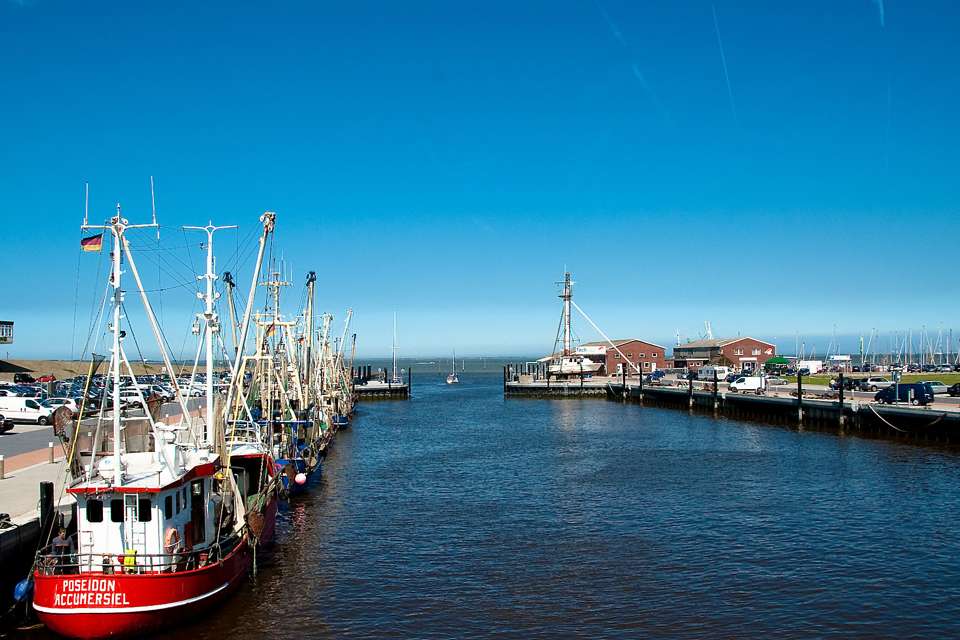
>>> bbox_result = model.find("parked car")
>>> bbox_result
[645,370,666,383]
[0,397,55,424]
[875,383,935,406]
[829,377,860,391]
[859,377,893,392]
[948,383,960,397]
[936,365,954,373]
[918,380,949,395]
[40,397,79,413]
[0,416,12,433]
[13,373,36,384]
[729,376,765,393]
[766,376,789,385]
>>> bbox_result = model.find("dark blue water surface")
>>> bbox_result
[173,372,960,638]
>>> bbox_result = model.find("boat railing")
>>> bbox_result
[224,420,263,445]
[35,536,240,576]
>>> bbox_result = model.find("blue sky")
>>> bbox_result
[1,0,958,359]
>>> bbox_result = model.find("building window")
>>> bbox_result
[639,353,645,358]
[614,353,620,359]
[643,362,651,369]
[765,348,773,355]
[752,349,761,356]
[734,348,743,356]
[626,353,632,358]
[651,352,657,358]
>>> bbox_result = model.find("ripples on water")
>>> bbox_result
[143,373,960,637]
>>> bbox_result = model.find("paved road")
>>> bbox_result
[0,423,57,457]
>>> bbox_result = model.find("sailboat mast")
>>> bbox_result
[392,312,398,381]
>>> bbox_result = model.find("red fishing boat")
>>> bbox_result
[32,208,279,638]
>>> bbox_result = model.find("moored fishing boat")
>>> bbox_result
[31,208,279,639]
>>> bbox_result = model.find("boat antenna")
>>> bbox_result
[83,182,89,226]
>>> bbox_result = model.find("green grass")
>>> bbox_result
[791,373,960,387]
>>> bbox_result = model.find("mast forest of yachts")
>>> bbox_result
[28,202,358,639]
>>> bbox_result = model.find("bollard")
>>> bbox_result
[0,454,4,480]
[688,372,695,409]
[40,481,55,543]
[713,371,719,411]
[838,372,845,428]
[797,371,804,426]
[49,441,55,464]
[638,367,644,403]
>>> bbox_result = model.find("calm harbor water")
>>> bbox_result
[33,370,960,638]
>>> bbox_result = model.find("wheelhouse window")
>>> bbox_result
[164,495,173,519]
[138,498,152,522]
[87,499,103,522]
[175,491,181,514]
[110,499,123,522]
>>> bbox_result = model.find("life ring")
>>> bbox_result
[164,527,181,554]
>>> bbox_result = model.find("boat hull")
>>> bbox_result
[33,499,277,639]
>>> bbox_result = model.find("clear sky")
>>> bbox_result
[1,0,958,359]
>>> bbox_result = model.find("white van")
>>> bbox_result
[728,376,766,394]
[0,396,55,424]
[698,366,733,382]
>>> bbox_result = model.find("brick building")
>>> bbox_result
[576,339,668,375]
[672,337,776,373]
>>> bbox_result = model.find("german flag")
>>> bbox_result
[80,233,104,253]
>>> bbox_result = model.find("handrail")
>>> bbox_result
[35,536,241,576]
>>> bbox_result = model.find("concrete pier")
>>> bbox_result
[608,383,960,445]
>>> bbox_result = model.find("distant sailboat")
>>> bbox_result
[446,348,460,384]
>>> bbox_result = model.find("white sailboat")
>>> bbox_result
[446,348,459,384]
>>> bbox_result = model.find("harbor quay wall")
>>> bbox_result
[606,384,960,445]
[504,377,960,446]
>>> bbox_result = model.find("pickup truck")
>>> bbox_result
[859,376,893,392]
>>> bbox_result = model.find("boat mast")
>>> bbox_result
[225,212,275,428]
[184,222,236,443]
[559,272,572,356]
[109,207,123,485]
[85,203,161,485]
[223,272,240,356]
[305,271,317,396]
[392,312,398,382]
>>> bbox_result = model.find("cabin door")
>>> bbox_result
[190,480,206,546]
[123,494,147,557]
